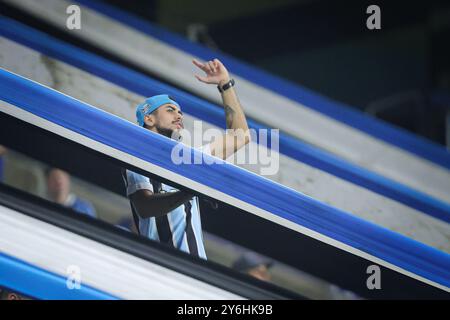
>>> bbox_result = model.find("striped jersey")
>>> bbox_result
[123,144,211,260]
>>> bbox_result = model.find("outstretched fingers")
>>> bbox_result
[194,74,210,83]
[193,59,209,72]
[193,58,226,83]
[193,58,218,74]
[208,61,216,73]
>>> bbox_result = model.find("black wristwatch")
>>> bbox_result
[217,78,235,93]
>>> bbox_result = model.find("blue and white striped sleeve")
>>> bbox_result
[125,169,154,196]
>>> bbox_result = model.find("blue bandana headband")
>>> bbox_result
[136,94,181,126]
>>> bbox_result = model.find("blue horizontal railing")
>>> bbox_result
[1,68,449,290]
[1,17,449,224]
[74,0,450,171]
[0,252,118,300]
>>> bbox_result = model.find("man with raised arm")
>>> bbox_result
[123,58,249,259]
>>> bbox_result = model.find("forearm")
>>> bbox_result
[218,84,250,158]
[132,190,193,218]
[220,82,249,133]
[192,58,250,158]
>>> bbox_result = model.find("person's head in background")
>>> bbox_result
[0,288,24,300]
[46,168,71,205]
[45,167,97,218]
[232,251,273,282]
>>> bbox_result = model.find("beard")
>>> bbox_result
[156,124,182,141]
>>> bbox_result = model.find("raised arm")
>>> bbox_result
[193,58,250,159]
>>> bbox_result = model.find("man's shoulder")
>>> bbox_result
[72,196,97,217]
[73,196,92,208]
[124,169,155,195]
[125,169,151,181]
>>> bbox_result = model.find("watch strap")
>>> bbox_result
[217,78,235,93]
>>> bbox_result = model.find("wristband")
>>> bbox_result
[217,78,235,93]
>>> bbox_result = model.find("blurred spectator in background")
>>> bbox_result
[0,145,7,182]
[46,168,97,218]
[0,287,24,300]
[115,216,137,233]
[232,251,273,282]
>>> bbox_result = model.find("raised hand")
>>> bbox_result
[193,58,230,86]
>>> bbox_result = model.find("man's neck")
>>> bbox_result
[148,126,176,139]
[52,193,71,205]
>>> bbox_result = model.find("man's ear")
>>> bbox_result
[144,114,155,127]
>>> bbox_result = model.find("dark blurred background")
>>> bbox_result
[104,0,450,147]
